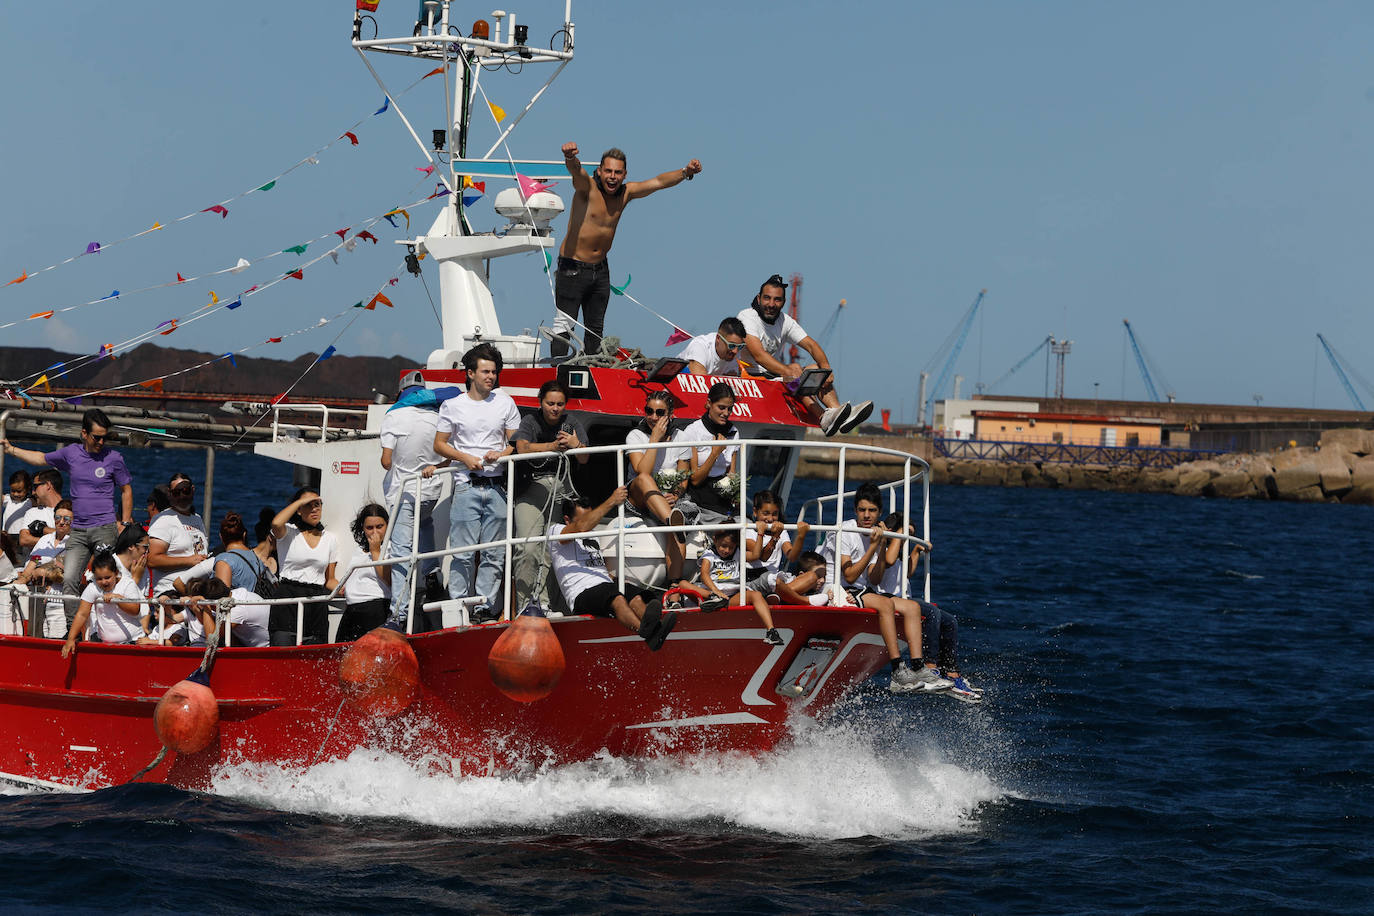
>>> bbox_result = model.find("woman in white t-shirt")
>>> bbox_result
[679,382,741,516]
[61,552,145,655]
[268,488,339,646]
[335,504,392,641]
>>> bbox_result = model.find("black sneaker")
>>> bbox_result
[669,507,687,545]
[638,599,663,638]
[646,611,678,651]
[763,628,783,646]
[701,594,729,613]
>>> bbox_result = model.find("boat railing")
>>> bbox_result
[269,404,373,443]
[379,436,934,622]
[0,438,933,646]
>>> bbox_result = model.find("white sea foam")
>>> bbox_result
[207,718,1004,840]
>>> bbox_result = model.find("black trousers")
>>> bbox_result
[268,578,330,646]
[551,257,611,358]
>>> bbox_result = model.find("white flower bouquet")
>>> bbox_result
[714,472,741,503]
[654,468,689,493]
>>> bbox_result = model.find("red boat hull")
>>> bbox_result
[0,606,889,791]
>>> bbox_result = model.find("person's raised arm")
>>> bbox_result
[785,521,810,563]
[271,497,310,539]
[841,522,886,584]
[563,486,628,534]
[688,439,728,486]
[562,142,592,194]
[626,158,702,201]
[0,440,48,467]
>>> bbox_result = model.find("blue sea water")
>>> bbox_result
[2,452,1372,914]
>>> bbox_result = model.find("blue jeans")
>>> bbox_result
[387,494,438,624]
[920,601,959,670]
[447,481,508,608]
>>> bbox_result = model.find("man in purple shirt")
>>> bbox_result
[3,408,134,624]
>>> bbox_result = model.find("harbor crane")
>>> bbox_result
[1122,319,1176,403]
[988,334,1054,395]
[918,289,986,426]
[1316,333,1373,411]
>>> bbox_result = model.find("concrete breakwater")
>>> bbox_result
[798,429,1374,505]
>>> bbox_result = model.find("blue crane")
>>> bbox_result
[1122,319,1175,402]
[921,289,986,423]
[988,334,1053,394]
[1317,333,1369,411]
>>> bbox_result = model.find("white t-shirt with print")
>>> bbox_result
[677,333,741,377]
[84,576,145,644]
[821,519,878,590]
[147,509,209,596]
[380,405,444,502]
[547,523,611,607]
[3,495,33,535]
[435,389,521,485]
[277,524,340,586]
[28,532,69,567]
[702,545,741,594]
[18,505,54,538]
[737,308,809,362]
[625,427,686,477]
[678,419,739,478]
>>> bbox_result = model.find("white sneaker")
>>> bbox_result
[888,663,923,694]
[820,404,851,437]
[839,400,874,434]
[915,665,954,691]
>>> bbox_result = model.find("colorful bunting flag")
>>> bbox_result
[224,353,237,367]
[283,244,308,255]
[8,272,27,286]
[334,228,350,240]
[367,292,392,310]
[341,132,359,146]
[202,204,229,218]
[159,319,178,335]
[357,0,380,10]
[86,242,101,254]
[98,290,119,301]
[374,98,390,116]
[258,180,276,192]
[542,249,554,273]
[150,222,163,231]
[356,230,378,244]
[139,379,165,392]
[176,272,188,283]
[516,173,556,199]
[328,252,340,265]
[33,375,50,392]
[384,207,410,230]
[611,274,632,296]
[227,297,242,309]
[230,258,250,273]
[30,310,53,320]
[423,66,444,79]
[417,165,435,176]
[318,345,337,361]
[428,185,450,199]
[268,337,282,343]
[286,269,304,280]
[664,327,692,346]
[388,277,399,286]
[99,343,116,360]
[488,102,506,122]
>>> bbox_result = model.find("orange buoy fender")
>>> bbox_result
[339,627,421,717]
[153,675,220,755]
[487,610,565,703]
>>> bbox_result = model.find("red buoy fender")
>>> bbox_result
[153,678,220,755]
[487,612,565,703]
[339,627,421,717]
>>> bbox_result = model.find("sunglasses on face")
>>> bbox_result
[86,433,107,442]
[717,334,745,352]
[645,407,667,417]
[172,486,194,496]
[55,515,73,523]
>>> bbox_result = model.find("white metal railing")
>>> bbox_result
[0,438,933,646]
[268,404,372,443]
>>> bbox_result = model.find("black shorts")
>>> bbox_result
[571,581,653,617]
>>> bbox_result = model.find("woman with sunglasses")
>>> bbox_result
[679,382,742,518]
[13,499,75,636]
[269,488,339,646]
[626,391,689,566]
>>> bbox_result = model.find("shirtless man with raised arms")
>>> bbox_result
[549,143,702,359]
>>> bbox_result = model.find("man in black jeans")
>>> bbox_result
[550,142,702,359]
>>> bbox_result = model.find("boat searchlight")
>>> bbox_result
[493,187,565,234]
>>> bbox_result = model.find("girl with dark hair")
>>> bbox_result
[61,551,143,655]
[212,510,276,593]
[268,488,339,645]
[678,382,741,517]
[335,504,391,641]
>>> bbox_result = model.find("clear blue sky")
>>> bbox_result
[4,1,1374,419]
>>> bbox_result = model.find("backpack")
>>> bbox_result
[230,549,279,599]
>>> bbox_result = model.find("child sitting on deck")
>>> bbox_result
[743,489,809,596]
[672,528,783,646]
[61,551,144,656]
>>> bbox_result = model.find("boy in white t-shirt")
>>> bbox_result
[547,486,678,651]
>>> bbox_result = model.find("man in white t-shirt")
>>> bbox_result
[676,316,747,377]
[17,469,63,555]
[146,474,209,597]
[547,486,678,650]
[380,371,449,628]
[736,273,873,437]
[432,344,521,620]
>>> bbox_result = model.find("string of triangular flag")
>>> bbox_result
[0,190,440,333]
[2,65,451,293]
